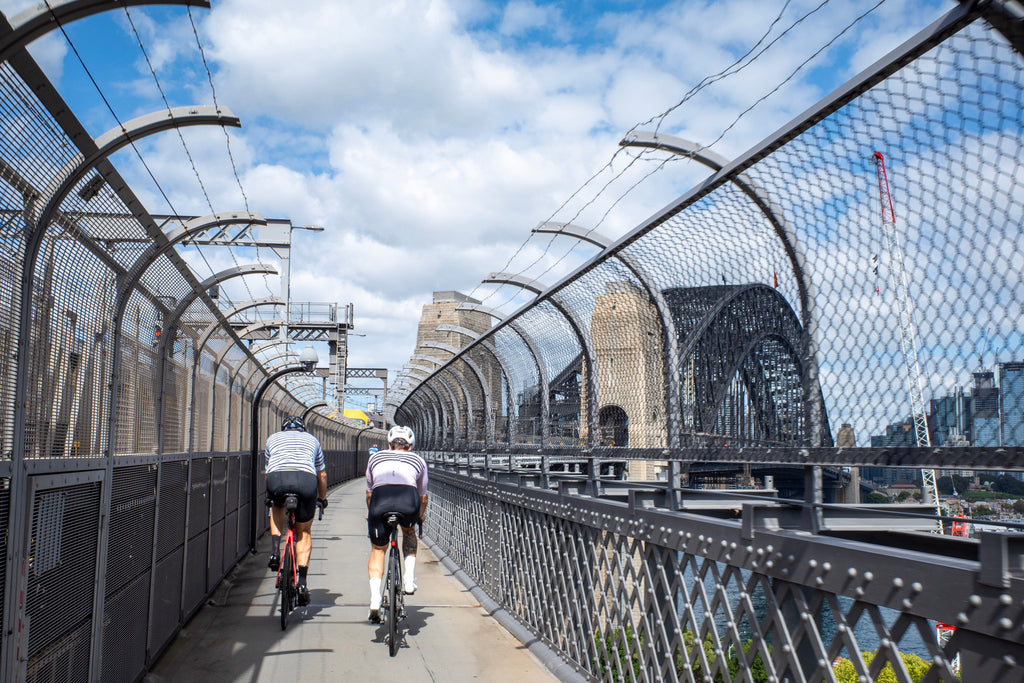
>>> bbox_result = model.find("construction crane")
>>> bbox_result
[873,152,943,533]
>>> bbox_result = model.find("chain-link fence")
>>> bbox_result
[398,2,1024,484]
[403,2,1024,681]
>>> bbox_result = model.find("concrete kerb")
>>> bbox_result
[421,534,591,683]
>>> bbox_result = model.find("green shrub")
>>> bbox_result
[833,650,956,682]
[594,626,641,679]
[676,632,770,682]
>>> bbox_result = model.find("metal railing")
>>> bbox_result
[426,456,1024,681]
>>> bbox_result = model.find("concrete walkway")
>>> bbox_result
[146,478,559,682]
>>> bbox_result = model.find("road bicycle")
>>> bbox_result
[378,512,406,656]
[273,494,324,631]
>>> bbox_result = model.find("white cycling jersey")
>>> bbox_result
[365,449,427,496]
[265,430,325,476]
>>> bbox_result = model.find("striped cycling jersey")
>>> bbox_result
[265,430,325,476]
[365,449,428,496]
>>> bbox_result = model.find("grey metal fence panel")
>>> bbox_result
[101,572,149,683]
[147,547,184,661]
[105,464,157,598]
[26,618,91,683]
[0,478,8,667]
[208,519,224,590]
[155,460,188,560]
[211,457,226,524]
[26,478,101,680]
[182,529,208,619]
[223,510,238,576]
[187,458,211,541]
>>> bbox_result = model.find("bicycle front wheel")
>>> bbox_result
[280,542,294,631]
[388,548,401,656]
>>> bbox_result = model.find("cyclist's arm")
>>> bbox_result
[419,494,428,522]
[317,470,327,500]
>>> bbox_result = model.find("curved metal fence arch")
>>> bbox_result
[0,6,375,680]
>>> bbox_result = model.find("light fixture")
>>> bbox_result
[299,345,318,372]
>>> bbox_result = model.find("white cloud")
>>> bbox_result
[499,1,565,40]
[0,0,956,406]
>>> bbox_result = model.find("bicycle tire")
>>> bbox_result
[388,544,400,656]
[280,538,294,631]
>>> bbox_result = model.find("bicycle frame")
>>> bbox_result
[277,495,299,630]
[379,513,404,656]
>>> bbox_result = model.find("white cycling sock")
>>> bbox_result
[404,556,416,587]
[369,578,382,609]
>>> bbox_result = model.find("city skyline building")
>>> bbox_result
[999,361,1024,446]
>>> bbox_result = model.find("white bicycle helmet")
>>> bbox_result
[387,425,415,447]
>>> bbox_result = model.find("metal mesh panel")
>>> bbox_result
[25,617,91,683]
[494,326,541,445]
[208,519,224,589]
[182,530,208,618]
[522,301,584,446]
[106,464,157,598]
[223,510,238,574]
[0,477,8,662]
[160,342,193,454]
[192,350,215,452]
[187,458,211,540]
[211,365,230,450]
[101,571,149,683]
[26,479,101,669]
[24,239,116,459]
[423,378,456,447]
[148,546,183,660]
[226,454,240,510]
[210,457,227,523]
[238,503,252,557]
[155,460,188,560]
[451,357,487,446]
[563,261,667,449]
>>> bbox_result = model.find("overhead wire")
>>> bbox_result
[50,5,245,320]
[121,5,266,315]
[186,5,282,308]
[471,0,889,315]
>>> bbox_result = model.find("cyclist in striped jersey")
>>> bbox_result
[365,425,428,622]
[265,415,327,606]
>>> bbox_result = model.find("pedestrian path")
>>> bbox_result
[146,478,559,682]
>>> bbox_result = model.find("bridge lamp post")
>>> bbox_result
[249,345,320,551]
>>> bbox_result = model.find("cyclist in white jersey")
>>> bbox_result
[365,425,427,622]
[265,415,327,605]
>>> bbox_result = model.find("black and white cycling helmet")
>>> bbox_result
[387,425,415,447]
[282,415,306,431]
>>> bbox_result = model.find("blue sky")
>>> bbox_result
[1,0,952,412]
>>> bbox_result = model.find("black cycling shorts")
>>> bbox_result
[367,484,420,546]
[266,470,318,524]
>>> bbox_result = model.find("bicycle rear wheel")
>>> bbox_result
[280,540,294,630]
[388,546,401,656]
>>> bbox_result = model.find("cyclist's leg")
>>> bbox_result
[290,473,318,605]
[400,526,418,593]
[265,472,289,570]
[367,486,395,620]
[397,487,421,594]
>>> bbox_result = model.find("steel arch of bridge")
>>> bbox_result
[663,283,829,447]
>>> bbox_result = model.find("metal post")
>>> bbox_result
[248,362,315,552]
